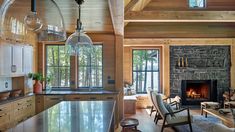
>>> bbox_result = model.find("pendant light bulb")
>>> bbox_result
[24,11,43,31]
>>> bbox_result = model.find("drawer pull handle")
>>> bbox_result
[90,97,97,100]
[0,109,2,111]
[106,97,114,99]
[49,98,63,101]
[74,97,81,100]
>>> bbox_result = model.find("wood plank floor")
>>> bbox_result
[115,108,201,132]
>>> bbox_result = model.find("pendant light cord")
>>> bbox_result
[31,0,36,12]
[76,0,84,31]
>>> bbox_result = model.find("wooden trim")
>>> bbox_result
[108,0,124,36]
[125,11,235,22]
[125,0,139,14]
[125,46,163,93]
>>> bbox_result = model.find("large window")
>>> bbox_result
[46,45,70,87]
[78,45,103,88]
[132,49,160,93]
[189,0,206,8]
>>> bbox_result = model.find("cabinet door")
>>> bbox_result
[23,46,33,74]
[44,95,64,109]
[0,44,12,76]
[12,45,24,75]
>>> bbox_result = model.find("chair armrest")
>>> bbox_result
[165,107,189,116]
[169,101,179,105]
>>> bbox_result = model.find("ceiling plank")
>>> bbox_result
[108,0,124,36]
[125,11,235,22]
[125,0,139,14]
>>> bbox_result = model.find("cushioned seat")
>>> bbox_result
[201,102,220,115]
[152,92,192,132]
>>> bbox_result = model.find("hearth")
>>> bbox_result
[181,80,217,105]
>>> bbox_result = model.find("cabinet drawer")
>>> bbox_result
[64,95,87,101]
[0,103,11,115]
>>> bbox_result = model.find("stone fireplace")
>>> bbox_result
[170,45,231,104]
[181,80,217,105]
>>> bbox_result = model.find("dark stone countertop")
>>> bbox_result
[8,101,115,132]
[0,93,34,105]
[36,89,119,95]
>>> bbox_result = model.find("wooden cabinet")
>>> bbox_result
[64,94,117,101]
[0,96,35,131]
[0,103,12,131]
[13,96,35,125]
[35,95,64,114]
[44,95,64,109]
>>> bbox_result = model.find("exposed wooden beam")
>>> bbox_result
[125,0,139,14]
[125,11,235,22]
[108,0,124,36]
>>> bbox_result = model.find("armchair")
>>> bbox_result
[152,92,193,132]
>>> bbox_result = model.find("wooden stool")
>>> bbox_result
[120,118,139,131]
[201,102,219,115]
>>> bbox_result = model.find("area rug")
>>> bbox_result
[175,115,221,132]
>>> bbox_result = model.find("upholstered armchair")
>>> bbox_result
[152,92,193,132]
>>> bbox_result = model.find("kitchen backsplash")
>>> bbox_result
[0,77,12,92]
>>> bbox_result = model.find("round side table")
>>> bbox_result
[120,118,139,131]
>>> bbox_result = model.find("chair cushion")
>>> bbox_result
[167,111,193,124]
[163,102,175,117]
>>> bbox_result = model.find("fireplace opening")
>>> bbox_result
[181,80,217,105]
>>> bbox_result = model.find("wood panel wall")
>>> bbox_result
[125,23,235,38]
[144,0,235,11]
[124,38,235,96]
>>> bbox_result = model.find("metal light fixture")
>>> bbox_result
[65,0,93,56]
[24,0,43,31]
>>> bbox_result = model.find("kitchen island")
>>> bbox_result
[7,101,115,132]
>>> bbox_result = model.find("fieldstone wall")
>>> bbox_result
[170,45,231,101]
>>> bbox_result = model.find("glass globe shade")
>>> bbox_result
[65,30,93,56]
[0,0,66,42]
[24,12,43,31]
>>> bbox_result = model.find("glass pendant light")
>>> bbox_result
[65,0,93,56]
[24,0,43,31]
[0,0,66,42]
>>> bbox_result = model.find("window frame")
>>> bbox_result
[132,49,161,94]
[45,44,71,88]
[77,44,104,89]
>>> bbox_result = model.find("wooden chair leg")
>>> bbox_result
[150,106,154,116]
[201,107,203,115]
[154,113,157,122]
[189,122,193,132]
[161,119,166,132]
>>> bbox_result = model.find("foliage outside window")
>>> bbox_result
[46,45,70,87]
[132,49,160,93]
[189,0,206,8]
[78,45,103,88]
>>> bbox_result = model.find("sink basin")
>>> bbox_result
[10,89,22,97]
[0,91,10,100]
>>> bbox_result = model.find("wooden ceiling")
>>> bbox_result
[1,0,114,34]
[124,0,235,38]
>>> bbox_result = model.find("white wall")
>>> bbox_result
[0,77,12,92]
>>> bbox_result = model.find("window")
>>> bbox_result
[132,49,160,93]
[46,45,70,87]
[189,0,206,8]
[78,45,103,88]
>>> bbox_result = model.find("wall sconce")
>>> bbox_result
[177,57,188,67]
